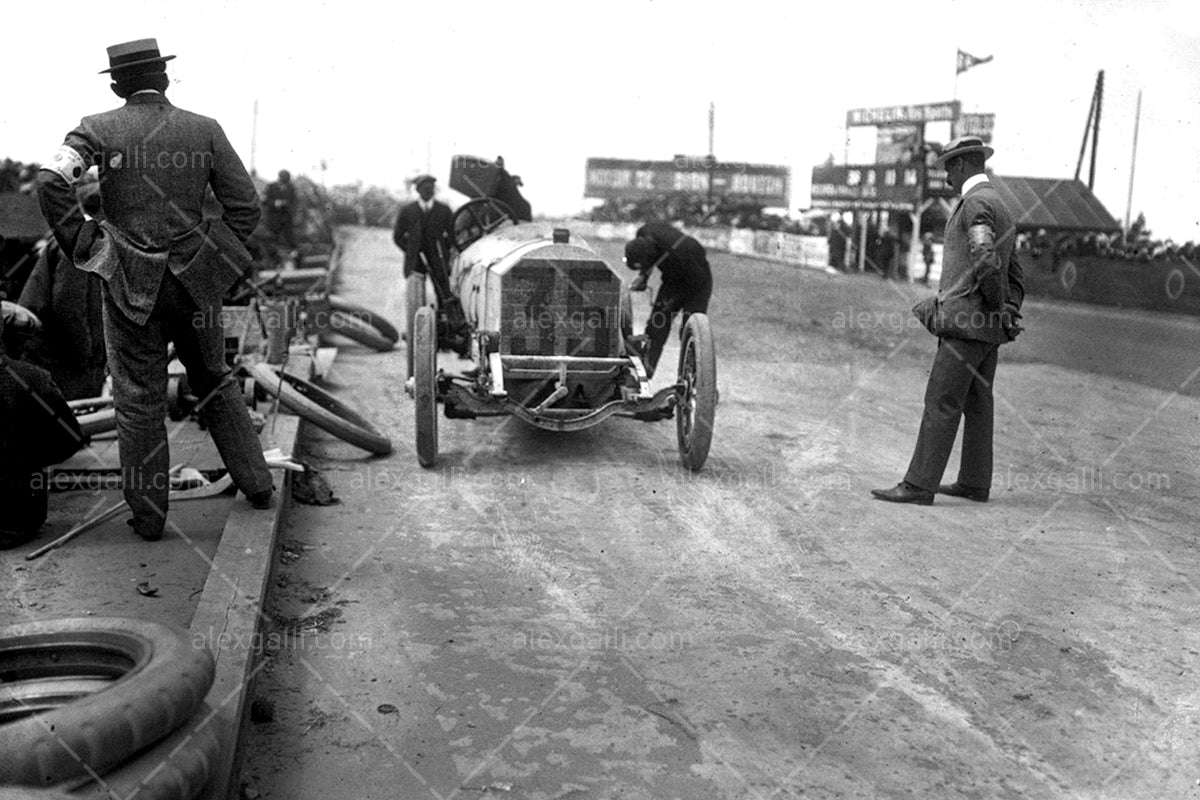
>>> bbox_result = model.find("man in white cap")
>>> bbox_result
[37,38,275,540]
[871,136,1025,505]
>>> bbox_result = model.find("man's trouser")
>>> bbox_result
[267,214,296,249]
[904,337,1000,492]
[644,286,711,378]
[404,272,429,379]
[103,272,274,539]
[0,470,48,549]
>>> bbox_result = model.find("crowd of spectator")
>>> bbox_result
[1022,229,1198,265]
[588,196,821,235]
[0,159,40,194]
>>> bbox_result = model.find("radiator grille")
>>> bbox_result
[500,259,622,358]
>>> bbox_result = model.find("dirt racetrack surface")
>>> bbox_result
[240,225,1200,799]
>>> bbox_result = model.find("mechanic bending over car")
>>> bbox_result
[623,222,713,378]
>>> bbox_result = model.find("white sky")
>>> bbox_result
[3,0,1198,241]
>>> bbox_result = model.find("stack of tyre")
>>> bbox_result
[0,618,221,800]
[320,295,400,354]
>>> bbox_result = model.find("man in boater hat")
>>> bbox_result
[37,38,275,541]
[871,136,1025,506]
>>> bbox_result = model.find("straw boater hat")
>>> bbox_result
[99,38,176,74]
[933,135,994,168]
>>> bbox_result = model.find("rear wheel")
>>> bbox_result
[675,314,716,471]
[413,307,439,467]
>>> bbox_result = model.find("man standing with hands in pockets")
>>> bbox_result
[38,38,275,541]
[872,136,1025,506]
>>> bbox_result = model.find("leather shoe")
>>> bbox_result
[127,519,163,542]
[871,482,934,505]
[248,489,275,510]
[938,482,990,502]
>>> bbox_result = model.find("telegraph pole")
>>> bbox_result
[1124,89,1142,240]
[250,99,259,176]
[1089,70,1104,190]
[707,101,716,209]
[1074,70,1104,190]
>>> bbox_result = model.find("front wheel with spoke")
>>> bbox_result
[675,314,716,471]
[413,306,439,467]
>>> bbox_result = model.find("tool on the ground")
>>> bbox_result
[24,466,236,560]
[262,448,304,472]
[26,446,300,560]
[24,497,131,561]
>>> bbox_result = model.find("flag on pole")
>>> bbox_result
[956,49,994,74]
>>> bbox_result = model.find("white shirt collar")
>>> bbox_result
[132,89,162,95]
[961,172,989,195]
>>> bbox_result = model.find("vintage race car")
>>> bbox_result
[410,195,716,471]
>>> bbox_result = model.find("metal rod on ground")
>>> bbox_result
[25,498,129,560]
[25,464,185,561]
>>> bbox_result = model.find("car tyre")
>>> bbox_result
[246,361,393,455]
[327,296,400,344]
[413,306,439,468]
[322,309,395,352]
[675,313,716,471]
[0,618,214,787]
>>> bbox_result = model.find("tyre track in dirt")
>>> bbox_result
[240,226,1200,800]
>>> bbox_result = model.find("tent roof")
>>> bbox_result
[991,175,1121,234]
[0,191,49,242]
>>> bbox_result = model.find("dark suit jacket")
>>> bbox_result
[938,179,1025,344]
[264,180,296,222]
[17,238,106,382]
[634,222,713,300]
[37,92,260,323]
[393,200,454,280]
[0,354,85,475]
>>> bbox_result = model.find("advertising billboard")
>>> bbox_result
[953,113,996,144]
[584,157,790,207]
[846,101,961,128]
[810,164,922,211]
[875,125,921,164]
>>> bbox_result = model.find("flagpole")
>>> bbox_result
[953,49,960,101]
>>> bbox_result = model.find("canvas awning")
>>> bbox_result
[990,176,1121,234]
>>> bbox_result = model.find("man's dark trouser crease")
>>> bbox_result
[904,337,999,492]
[105,271,273,536]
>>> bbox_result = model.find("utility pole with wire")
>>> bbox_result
[250,99,259,176]
[706,101,716,211]
[1074,70,1104,191]
[1124,89,1142,241]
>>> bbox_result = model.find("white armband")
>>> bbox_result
[44,145,87,185]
